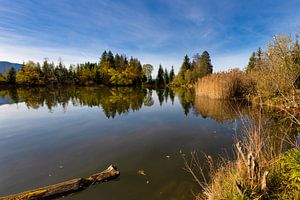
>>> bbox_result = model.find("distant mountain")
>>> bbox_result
[0,61,22,73]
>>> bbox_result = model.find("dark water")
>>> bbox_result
[0,87,293,200]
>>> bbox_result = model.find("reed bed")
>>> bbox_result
[195,70,255,99]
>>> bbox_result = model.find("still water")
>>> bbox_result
[0,87,246,200]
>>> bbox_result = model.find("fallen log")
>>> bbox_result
[0,165,120,200]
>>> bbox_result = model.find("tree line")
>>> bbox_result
[173,51,213,86]
[0,50,214,87]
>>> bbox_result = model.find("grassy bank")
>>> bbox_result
[184,108,300,200]
[191,34,300,200]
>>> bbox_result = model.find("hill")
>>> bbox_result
[0,61,22,73]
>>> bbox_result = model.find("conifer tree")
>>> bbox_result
[156,64,165,86]
[246,52,256,72]
[179,55,191,75]
[199,51,213,76]
[169,66,175,83]
[256,47,263,69]
[164,68,169,84]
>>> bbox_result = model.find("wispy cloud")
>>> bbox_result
[0,0,299,72]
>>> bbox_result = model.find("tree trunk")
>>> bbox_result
[0,165,120,200]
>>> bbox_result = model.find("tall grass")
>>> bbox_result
[195,70,255,100]
[183,108,300,200]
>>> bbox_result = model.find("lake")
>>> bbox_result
[0,87,292,200]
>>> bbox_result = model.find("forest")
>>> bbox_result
[0,50,213,88]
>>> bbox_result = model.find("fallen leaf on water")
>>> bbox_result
[138,169,146,176]
[165,155,170,159]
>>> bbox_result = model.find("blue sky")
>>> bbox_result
[0,0,299,73]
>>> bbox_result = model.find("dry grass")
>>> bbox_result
[183,108,300,200]
[195,70,255,100]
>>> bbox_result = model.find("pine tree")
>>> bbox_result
[246,52,256,72]
[100,51,107,62]
[99,51,110,84]
[107,50,114,67]
[169,66,175,83]
[256,47,263,69]
[179,55,191,74]
[164,68,169,84]
[156,64,165,86]
[199,51,213,76]
[176,55,191,84]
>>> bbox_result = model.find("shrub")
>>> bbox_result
[252,35,300,98]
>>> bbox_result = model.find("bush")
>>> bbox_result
[252,35,300,98]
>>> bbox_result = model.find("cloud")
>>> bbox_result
[0,0,299,72]
[0,44,98,66]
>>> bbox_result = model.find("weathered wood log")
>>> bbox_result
[0,165,120,200]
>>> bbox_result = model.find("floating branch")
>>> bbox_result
[0,165,120,200]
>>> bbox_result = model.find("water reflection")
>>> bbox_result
[1,87,149,118]
[194,96,246,123]
[0,87,298,130]
[2,87,193,119]
[0,87,298,200]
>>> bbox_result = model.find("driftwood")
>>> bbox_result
[0,165,120,200]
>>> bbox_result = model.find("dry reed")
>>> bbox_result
[183,107,299,200]
[195,70,255,100]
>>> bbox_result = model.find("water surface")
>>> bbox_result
[0,87,248,199]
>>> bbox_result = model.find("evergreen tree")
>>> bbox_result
[179,55,191,75]
[246,52,256,72]
[169,66,175,83]
[7,67,16,84]
[188,51,214,84]
[176,55,191,85]
[100,51,107,62]
[114,54,121,69]
[156,64,165,86]
[256,47,263,69]
[164,68,169,84]
[199,51,213,76]
[107,50,114,67]
[42,59,56,84]
[99,51,110,84]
